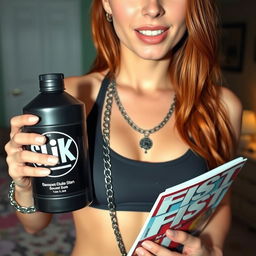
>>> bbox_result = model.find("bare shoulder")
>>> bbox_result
[64,71,107,113]
[64,72,105,98]
[219,86,243,140]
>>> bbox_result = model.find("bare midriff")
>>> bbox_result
[71,206,149,256]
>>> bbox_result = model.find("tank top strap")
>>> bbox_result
[86,74,110,122]
[86,75,110,160]
[94,74,110,110]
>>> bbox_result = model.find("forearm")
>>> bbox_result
[15,185,53,234]
[200,200,231,252]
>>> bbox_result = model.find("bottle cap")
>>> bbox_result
[39,73,65,92]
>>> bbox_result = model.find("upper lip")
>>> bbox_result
[135,26,169,32]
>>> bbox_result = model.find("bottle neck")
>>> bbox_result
[39,73,65,92]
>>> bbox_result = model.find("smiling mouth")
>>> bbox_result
[137,29,165,36]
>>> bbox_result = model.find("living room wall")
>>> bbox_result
[218,0,256,111]
[81,0,96,74]
[0,36,5,127]
[0,0,96,128]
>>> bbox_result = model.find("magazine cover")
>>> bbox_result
[128,157,247,256]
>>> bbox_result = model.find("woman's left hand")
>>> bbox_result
[135,229,222,256]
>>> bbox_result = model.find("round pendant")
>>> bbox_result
[139,137,153,153]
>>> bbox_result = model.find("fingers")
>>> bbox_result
[7,150,58,178]
[7,114,42,149]
[136,241,180,256]
[166,229,202,252]
[136,230,204,256]
[5,114,59,189]
[11,149,58,167]
[8,132,46,149]
[10,114,39,139]
[7,150,57,189]
[10,165,51,180]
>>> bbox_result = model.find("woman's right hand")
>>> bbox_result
[5,114,59,192]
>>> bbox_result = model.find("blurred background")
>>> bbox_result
[0,0,256,255]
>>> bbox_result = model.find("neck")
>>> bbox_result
[115,49,173,92]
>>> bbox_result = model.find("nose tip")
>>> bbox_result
[142,1,165,18]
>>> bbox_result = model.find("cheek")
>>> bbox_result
[110,2,136,25]
[168,0,187,25]
[111,4,138,43]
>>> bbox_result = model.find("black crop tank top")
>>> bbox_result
[87,76,209,212]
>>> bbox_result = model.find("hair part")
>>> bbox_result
[89,0,236,168]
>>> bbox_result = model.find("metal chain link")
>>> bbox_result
[112,80,176,136]
[9,181,37,214]
[102,80,127,256]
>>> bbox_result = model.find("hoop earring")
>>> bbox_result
[106,12,113,23]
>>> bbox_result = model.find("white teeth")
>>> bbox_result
[138,30,164,36]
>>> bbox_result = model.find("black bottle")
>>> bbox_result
[23,73,92,213]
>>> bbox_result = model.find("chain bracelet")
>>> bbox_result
[9,180,37,214]
[102,80,127,256]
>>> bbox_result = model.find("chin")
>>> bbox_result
[138,51,171,61]
[135,45,172,61]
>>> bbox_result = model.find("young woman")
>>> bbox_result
[5,0,242,255]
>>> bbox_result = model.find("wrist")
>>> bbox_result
[9,181,36,213]
[210,246,223,256]
[15,187,34,207]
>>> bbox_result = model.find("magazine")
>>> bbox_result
[127,157,247,256]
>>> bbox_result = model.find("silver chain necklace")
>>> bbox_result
[102,80,127,256]
[102,80,176,255]
[112,80,176,153]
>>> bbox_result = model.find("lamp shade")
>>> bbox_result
[241,110,256,135]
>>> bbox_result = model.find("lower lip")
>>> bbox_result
[135,29,169,44]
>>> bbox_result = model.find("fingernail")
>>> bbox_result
[39,169,51,175]
[35,136,45,144]
[47,157,58,164]
[135,248,145,256]
[28,116,39,122]
[141,241,152,250]
[166,229,176,237]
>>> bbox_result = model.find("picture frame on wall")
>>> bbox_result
[254,36,256,62]
[220,23,246,72]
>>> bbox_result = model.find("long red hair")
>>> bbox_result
[89,0,236,168]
